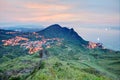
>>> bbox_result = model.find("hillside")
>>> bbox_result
[0,25,120,80]
[38,24,88,45]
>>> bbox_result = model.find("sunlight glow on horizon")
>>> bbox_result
[0,0,120,28]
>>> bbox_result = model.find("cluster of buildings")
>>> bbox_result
[2,36,62,54]
[22,38,62,54]
[87,41,103,49]
[2,36,29,46]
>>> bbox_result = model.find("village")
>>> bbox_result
[2,33,62,54]
[87,41,103,49]
[2,31,104,54]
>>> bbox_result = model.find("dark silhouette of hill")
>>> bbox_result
[0,29,15,41]
[37,24,88,45]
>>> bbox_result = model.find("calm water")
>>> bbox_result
[74,27,120,51]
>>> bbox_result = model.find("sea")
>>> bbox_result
[74,27,120,51]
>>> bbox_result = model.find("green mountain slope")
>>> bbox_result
[0,44,120,80]
[0,29,15,41]
[38,24,88,45]
[0,25,120,80]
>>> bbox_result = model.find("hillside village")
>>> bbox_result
[87,41,103,49]
[2,34,62,54]
[1,30,104,54]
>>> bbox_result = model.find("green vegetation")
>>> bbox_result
[0,45,28,63]
[0,28,120,80]
[26,56,111,80]
[0,55,111,80]
[0,43,120,80]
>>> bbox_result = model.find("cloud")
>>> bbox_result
[0,0,119,27]
[24,3,70,10]
[16,13,73,22]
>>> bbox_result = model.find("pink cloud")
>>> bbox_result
[0,0,119,26]
[24,3,70,10]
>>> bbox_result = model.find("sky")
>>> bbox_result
[0,0,120,50]
[0,0,120,28]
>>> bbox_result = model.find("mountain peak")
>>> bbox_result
[70,28,74,31]
[38,24,88,46]
[48,24,61,28]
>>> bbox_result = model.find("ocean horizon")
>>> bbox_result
[75,27,120,51]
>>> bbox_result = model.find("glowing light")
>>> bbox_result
[97,37,100,42]
[105,28,108,31]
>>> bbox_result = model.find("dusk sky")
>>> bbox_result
[0,0,120,28]
[0,0,120,50]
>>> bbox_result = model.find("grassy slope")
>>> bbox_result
[0,43,120,80]
[46,44,120,80]
[0,55,111,80]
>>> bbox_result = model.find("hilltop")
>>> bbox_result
[38,24,88,45]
